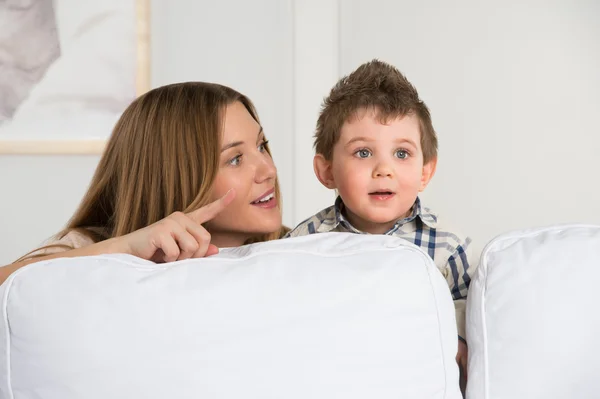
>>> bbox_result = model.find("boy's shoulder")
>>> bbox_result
[422,205,469,242]
[285,204,339,238]
[418,202,473,258]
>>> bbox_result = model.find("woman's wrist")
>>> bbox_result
[97,236,129,255]
[69,236,129,258]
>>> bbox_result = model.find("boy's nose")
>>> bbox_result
[372,163,393,178]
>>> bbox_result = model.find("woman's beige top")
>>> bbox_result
[32,230,95,257]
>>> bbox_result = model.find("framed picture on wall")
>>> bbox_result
[0,0,150,155]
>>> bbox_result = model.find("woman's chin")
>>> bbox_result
[248,219,283,236]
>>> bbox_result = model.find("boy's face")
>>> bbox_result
[314,108,436,234]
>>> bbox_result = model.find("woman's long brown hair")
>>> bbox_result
[17,82,287,261]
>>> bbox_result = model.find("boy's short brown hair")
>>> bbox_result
[314,59,438,164]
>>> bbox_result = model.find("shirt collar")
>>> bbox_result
[402,197,438,228]
[329,196,438,233]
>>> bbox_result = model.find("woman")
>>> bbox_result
[1,82,288,284]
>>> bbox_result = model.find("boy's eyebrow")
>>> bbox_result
[344,137,418,147]
[395,138,418,147]
[221,127,264,152]
[345,136,371,147]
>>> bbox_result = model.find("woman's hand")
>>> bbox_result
[0,190,235,285]
[114,189,235,262]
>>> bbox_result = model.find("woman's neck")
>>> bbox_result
[209,232,249,249]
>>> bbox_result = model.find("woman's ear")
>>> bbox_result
[313,154,337,189]
[419,157,437,191]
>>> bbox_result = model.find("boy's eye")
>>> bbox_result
[228,155,242,166]
[395,150,409,159]
[354,149,372,158]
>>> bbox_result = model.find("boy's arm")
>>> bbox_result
[443,238,475,341]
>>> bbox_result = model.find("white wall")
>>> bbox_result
[338,0,600,255]
[0,155,99,263]
[150,0,296,225]
[1,0,599,264]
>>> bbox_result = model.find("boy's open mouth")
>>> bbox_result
[369,191,394,196]
[368,191,396,200]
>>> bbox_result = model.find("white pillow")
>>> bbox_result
[0,233,461,399]
[466,224,600,399]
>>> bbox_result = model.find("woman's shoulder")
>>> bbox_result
[34,229,97,257]
[52,230,96,248]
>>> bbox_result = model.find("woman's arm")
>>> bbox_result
[1,189,236,286]
[0,237,122,285]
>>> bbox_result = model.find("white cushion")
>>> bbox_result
[466,224,600,399]
[0,233,460,399]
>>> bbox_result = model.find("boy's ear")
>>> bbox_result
[313,154,337,189]
[419,157,437,191]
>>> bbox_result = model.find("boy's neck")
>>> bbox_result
[342,207,411,235]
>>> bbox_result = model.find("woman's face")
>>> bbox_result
[205,101,282,247]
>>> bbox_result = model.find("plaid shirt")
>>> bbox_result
[285,196,474,339]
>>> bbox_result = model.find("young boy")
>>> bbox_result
[286,59,474,382]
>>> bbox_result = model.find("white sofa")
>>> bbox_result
[1,225,598,399]
[466,224,600,399]
[0,233,461,399]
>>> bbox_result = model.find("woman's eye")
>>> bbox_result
[258,140,269,153]
[228,155,242,166]
[395,150,409,159]
[355,149,371,158]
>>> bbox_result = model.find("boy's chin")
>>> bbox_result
[364,211,406,225]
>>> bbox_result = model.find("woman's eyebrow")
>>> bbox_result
[221,141,243,152]
[222,127,265,152]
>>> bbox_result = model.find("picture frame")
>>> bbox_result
[0,0,151,155]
